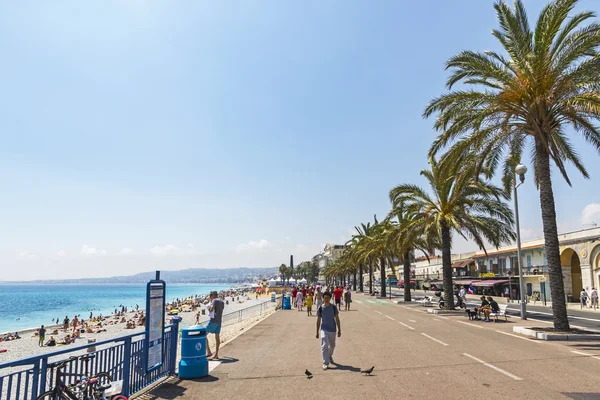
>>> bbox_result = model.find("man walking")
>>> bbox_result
[38,325,46,347]
[591,287,598,310]
[206,291,224,360]
[316,292,341,370]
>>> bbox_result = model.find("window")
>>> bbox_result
[526,255,532,267]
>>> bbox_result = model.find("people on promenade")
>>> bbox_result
[475,296,489,320]
[316,292,341,370]
[63,316,70,332]
[581,288,589,309]
[296,290,304,312]
[333,286,343,310]
[206,290,225,360]
[306,290,313,316]
[591,287,598,310]
[38,325,45,347]
[344,287,352,311]
[315,287,323,310]
[291,287,298,309]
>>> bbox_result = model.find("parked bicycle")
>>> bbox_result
[36,355,127,400]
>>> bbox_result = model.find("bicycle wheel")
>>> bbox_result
[111,396,128,400]
[91,372,113,389]
[36,390,65,400]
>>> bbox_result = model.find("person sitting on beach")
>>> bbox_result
[59,334,73,345]
[45,336,56,347]
[51,329,59,335]
[120,317,126,323]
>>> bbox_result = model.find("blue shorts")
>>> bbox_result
[206,322,221,334]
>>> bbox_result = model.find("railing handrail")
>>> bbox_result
[0,326,164,369]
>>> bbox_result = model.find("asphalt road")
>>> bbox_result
[388,288,600,331]
[142,292,600,400]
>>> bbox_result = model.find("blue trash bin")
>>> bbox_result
[283,295,291,310]
[178,325,209,379]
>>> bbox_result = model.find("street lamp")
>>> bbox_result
[514,164,528,320]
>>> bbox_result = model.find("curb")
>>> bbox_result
[513,326,600,341]
[426,309,464,315]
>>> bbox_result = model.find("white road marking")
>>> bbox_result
[462,353,523,381]
[368,300,378,304]
[375,310,383,315]
[436,316,450,320]
[355,300,363,304]
[421,333,449,346]
[409,319,416,323]
[433,318,442,322]
[572,351,600,361]
[455,320,485,329]
[494,330,543,343]
[527,318,553,325]
[385,315,395,321]
[525,310,600,323]
[399,322,415,330]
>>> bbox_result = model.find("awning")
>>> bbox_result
[454,279,476,285]
[472,279,509,287]
[452,259,473,268]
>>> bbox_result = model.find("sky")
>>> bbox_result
[1,1,600,281]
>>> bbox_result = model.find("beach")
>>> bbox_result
[0,291,275,366]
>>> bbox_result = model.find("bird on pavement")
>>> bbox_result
[305,369,313,379]
[361,366,374,375]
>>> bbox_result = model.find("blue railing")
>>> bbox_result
[0,320,180,400]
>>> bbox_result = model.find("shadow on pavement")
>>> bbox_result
[216,356,239,364]
[141,376,220,400]
[330,363,361,372]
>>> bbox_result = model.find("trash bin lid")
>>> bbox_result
[181,325,207,338]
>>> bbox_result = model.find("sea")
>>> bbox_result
[0,283,231,334]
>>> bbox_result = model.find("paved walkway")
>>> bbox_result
[139,295,600,400]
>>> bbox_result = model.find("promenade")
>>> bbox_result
[139,295,600,400]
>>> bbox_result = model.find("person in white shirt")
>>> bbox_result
[580,289,589,309]
[590,287,598,310]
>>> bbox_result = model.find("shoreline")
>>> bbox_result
[0,287,270,365]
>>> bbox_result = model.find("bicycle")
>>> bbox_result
[36,356,127,400]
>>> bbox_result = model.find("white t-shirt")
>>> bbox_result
[591,289,598,299]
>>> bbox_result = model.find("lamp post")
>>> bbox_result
[514,164,528,320]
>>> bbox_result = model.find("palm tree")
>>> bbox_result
[390,158,515,310]
[424,0,600,329]
[352,219,377,294]
[387,202,439,302]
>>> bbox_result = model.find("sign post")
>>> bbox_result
[145,271,166,373]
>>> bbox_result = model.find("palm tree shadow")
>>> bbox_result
[330,363,361,372]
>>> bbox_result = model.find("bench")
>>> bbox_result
[490,304,508,322]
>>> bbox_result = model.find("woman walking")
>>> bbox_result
[296,290,304,312]
[306,290,314,316]
[344,287,352,311]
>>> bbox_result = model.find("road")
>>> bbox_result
[142,292,600,400]
[388,288,600,331]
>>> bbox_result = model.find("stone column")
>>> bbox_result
[581,264,593,291]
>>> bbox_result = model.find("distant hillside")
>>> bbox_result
[0,267,279,284]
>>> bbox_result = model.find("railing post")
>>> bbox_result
[122,336,132,397]
[31,359,41,399]
[169,320,181,375]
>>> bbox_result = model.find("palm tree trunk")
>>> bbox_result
[369,259,373,294]
[403,250,412,302]
[441,222,454,310]
[535,137,569,330]
[353,271,357,291]
[380,257,387,297]
[359,263,364,292]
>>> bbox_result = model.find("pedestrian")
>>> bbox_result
[38,325,46,347]
[306,290,313,316]
[315,287,323,310]
[206,291,224,360]
[291,286,298,308]
[344,287,352,311]
[296,290,304,312]
[63,316,70,332]
[333,286,343,310]
[72,316,79,334]
[580,288,589,309]
[195,310,201,325]
[316,292,341,370]
[591,287,598,310]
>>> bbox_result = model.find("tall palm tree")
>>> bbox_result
[390,158,515,310]
[353,219,377,294]
[387,202,439,302]
[424,0,600,329]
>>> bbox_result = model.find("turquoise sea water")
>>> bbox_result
[0,283,231,334]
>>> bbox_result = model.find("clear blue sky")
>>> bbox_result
[1,1,599,280]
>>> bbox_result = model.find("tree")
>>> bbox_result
[390,157,515,310]
[386,201,439,302]
[352,219,377,294]
[424,0,600,329]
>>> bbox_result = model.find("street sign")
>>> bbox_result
[145,279,166,373]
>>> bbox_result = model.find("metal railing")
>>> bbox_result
[0,322,179,400]
[0,297,281,400]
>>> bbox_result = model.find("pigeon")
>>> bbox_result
[305,369,313,379]
[361,366,374,376]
